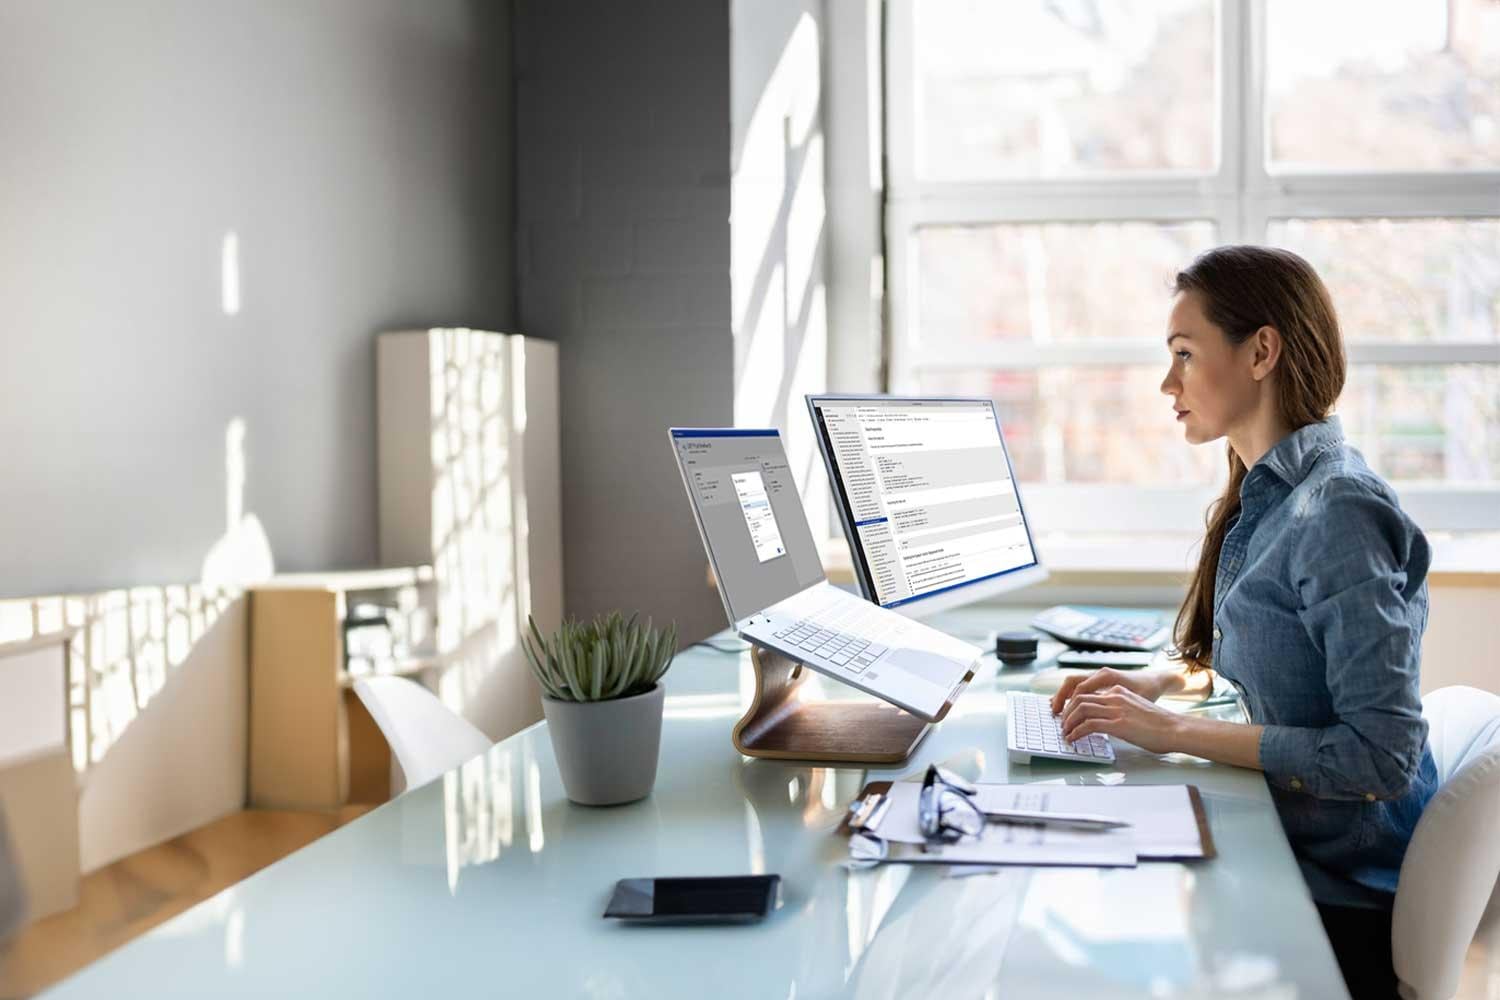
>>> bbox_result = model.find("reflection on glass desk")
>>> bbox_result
[40,607,1349,1000]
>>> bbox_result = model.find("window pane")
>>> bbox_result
[917,221,1216,345]
[1340,365,1500,483]
[914,0,1216,179]
[1267,0,1500,171]
[1267,218,1500,342]
[920,365,1500,487]
[918,367,1220,486]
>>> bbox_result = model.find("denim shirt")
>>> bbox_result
[1210,416,1438,907]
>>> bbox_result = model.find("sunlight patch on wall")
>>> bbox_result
[426,329,529,722]
[0,586,235,772]
[732,10,831,537]
[220,231,241,317]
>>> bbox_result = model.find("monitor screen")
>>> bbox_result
[806,396,1045,616]
[670,429,825,624]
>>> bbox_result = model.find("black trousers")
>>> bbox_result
[1317,902,1399,1000]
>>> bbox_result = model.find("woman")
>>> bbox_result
[1051,245,1437,1000]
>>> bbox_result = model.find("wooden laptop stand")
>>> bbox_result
[733,645,967,764]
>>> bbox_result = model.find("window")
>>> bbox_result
[885,0,1500,533]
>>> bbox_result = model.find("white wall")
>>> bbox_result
[731,0,834,539]
[0,0,514,597]
[823,0,885,396]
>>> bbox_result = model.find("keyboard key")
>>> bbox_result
[1007,691,1115,764]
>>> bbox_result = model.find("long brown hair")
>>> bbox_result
[1172,246,1346,671]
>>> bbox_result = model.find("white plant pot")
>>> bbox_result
[541,684,665,806]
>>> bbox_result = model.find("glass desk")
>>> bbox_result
[41,607,1348,999]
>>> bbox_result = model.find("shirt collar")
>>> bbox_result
[1252,416,1344,488]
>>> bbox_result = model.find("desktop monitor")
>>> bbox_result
[806,394,1047,617]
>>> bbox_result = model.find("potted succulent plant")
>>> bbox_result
[522,612,677,806]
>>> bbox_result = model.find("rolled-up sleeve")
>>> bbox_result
[1258,481,1431,801]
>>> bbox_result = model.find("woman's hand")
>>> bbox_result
[1057,683,1184,755]
[1049,667,1171,715]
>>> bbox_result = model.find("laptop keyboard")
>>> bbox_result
[772,603,908,676]
[1007,691,1116,763]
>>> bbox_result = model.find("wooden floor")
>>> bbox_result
[0,807,373,999]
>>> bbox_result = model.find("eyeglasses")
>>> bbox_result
[845,765,988,870]
[917,764,986,843]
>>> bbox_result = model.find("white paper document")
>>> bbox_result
[970,784,1210,860]
[864,783,1137,868]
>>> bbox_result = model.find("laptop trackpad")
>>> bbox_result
[883,647,968,679]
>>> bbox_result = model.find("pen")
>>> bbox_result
[982,808,1131,831]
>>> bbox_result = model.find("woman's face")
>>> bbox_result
[1159,291,1262,445]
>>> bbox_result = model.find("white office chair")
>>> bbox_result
[1392,686,1500,1000]
[352,676,493,796]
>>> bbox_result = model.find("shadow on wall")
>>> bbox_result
[0,419,272,777]
[732,5,831,536]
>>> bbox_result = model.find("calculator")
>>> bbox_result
[1030,606,1171,653]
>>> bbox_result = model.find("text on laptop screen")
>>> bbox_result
[671,430,824,622]
[810,399,1040,609]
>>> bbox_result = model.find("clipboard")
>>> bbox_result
[1181,786,1217,860]
[840,781,1216,861]
[838,780,896,837]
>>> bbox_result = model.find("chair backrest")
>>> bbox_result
[1393,686,1500,1000]
[1424,687,1500,784]
[352,677,492,795]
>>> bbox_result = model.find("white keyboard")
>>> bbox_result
[1007,691,1116,764]
[771,603,910,676]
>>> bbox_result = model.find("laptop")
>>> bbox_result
[670,427,980,721]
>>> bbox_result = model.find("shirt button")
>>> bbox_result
[1213,627,1222,641]
[1290,778,1303,791]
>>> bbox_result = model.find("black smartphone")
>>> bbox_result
[603,875,781,924]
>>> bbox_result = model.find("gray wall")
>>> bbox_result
[515,0,732,640]
[0,0,513,597]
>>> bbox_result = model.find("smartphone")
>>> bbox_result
[603,875,780,924]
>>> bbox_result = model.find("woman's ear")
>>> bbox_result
[1249,325,1282,382]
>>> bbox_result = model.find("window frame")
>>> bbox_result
[883,0,1500,534]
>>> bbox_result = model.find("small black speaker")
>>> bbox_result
[994,630,1040,667]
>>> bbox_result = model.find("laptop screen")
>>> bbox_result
[807,396,1042,610]
[670,429,825,623]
